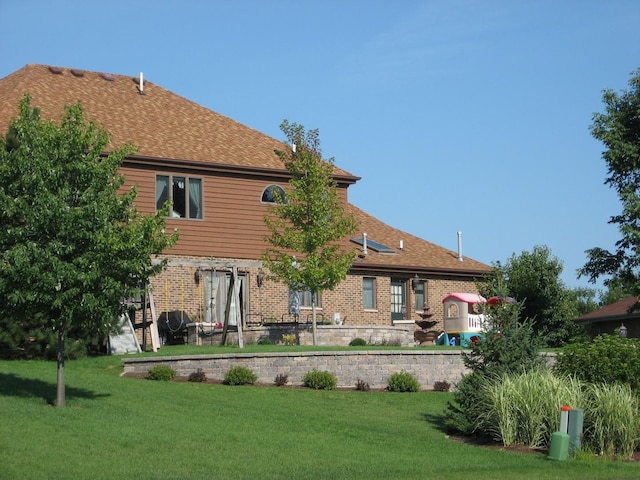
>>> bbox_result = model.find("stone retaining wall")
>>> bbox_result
[123,350,470,390]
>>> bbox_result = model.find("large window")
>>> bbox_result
[156,174,202,219]
[363,277,376,310]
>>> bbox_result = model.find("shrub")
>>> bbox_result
[555,334,640,391]
[188,368,207,383]
[274,373,289,387]
[223,365,257,385]
[147,365,176,381]
[303,369,337,390]
[281,334,296,345]
[349,337,367,347]
[387,371,420,392]
[257,337,273,345]
[433,381,451,392]
[446,298,544,434]
[355,379,370,391]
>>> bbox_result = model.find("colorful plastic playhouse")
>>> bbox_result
[437,293,487,346]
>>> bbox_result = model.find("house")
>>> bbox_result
[575,297,640,338]
[0,64,490,344]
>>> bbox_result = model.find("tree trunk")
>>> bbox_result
[56,329,66,407]
[311,297,317,346]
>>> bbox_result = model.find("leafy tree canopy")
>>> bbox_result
[262,120,356,344]
[262,120,356,293]
[481,245,587,346]
[580,68,640,308]
[0,96,177,403]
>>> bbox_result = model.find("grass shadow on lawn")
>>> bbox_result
[0,372,110,405]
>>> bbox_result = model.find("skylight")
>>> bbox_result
[351,237,395,254]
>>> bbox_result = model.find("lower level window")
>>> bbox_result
[363,277,376,309]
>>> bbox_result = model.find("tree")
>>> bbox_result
[262,120,356,345]
[580,68,640,310]
[446,278,544,435]
[483,245,584,346]
[0,96,177,406]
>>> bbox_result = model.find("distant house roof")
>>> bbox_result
[576,297,640,323]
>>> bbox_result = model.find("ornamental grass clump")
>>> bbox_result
[583,382,640,460]
[147,365,176,381]
[303,369,337,390]
[387,371,420,392]
[274,373,289,387]
[188,368,207,383]
[478,369,584,448]
[223,366,257,385]
[355,379,370,391]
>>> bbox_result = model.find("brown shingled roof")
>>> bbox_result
[576,297,640,322]
[348,204,489,275]
[0,64,489,275]
[0,64,356,178]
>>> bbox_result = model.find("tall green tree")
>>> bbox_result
[447,277,544,435]
[484,245,584,346]
[262,120,356,345]
[0,96,177,406]
[580,68,640,310]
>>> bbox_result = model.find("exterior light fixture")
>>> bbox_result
[194,268,201,284]
[411,274,420,292]
[619,323,628,338]
[256,267,265,288]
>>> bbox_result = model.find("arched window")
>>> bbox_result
[261,184,287,204]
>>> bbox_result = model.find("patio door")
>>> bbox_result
[201,270,246,325]
[390,279,406,321]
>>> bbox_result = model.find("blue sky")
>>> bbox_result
[1,1,639,292]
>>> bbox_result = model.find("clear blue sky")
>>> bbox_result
[2,1,639,292]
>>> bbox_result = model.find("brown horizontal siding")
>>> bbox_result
[119,165,352,259]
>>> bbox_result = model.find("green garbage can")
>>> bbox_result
[548,432,570,461]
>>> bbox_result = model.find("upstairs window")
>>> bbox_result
[261,184,287,204]
[156,174,202,219]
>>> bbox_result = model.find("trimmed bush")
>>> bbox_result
[281,334,296,345]
[303,369,337,390]
[257,337,273,345]
[349,337,367,347]
[147,365,176,381]
[555,334,640,391]
[223,365,257,385]
[387,371,420,392]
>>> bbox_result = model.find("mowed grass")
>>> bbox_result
[0,355,638,480]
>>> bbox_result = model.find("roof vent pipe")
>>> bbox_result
[457,231,463,262]
[139,72,144,95]
[362,232,368,255]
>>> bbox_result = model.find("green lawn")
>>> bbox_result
[0,354,637,479]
